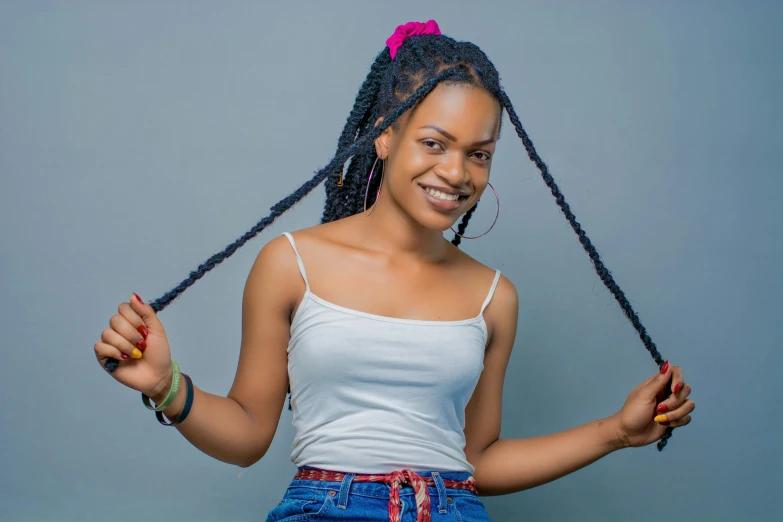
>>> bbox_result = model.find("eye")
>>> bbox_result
[472,151,491,162]
[422,139,443,150]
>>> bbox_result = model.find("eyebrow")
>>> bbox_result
[419,125,497,147]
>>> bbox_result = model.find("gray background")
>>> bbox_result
[1,1,780,521]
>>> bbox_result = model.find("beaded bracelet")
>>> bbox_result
[156,373,193,427]
[141,360,180,412]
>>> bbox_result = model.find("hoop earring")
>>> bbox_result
[363,157,384,212]
[450,182,500,239]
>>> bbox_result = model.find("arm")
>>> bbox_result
[149,235,300,467]
[471,419,623,496]
[464,278,694,496]
[464,276,624,495]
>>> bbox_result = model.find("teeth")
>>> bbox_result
[424,187,460,201]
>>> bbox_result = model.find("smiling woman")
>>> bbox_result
[93,19,694,522]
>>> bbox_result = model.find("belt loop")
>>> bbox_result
[432,472,448,514]
[337,473,355,509]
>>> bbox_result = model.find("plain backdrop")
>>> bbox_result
[1,1,781,521]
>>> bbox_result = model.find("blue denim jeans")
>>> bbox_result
[265,467,492,522]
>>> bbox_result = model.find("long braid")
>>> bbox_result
[103,67,465,367]
[496,90,673,450]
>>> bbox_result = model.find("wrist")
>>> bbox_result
[605,413,630,451]
[148,365,174,404]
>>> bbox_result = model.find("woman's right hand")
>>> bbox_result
[94,293,174,399]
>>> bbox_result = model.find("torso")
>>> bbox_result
[281,216,504,474]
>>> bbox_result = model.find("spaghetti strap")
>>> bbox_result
[281,232,310,291]
[479,270,502,314]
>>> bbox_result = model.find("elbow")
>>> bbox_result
[235,444,269,468]
[235,451,264,468]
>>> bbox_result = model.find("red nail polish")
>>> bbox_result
[660,361,669,374]
[121,353,130,360]
[137,325,149,339]
[656,403,669,413]
[135,338,147,351]
[673,382,683,394]
[133,293,144,304]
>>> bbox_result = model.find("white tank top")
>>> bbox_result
[282,232,501,474]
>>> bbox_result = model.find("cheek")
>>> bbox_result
[470,181,491,203]
[397,143,437,174]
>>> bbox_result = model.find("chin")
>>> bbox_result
[413,213,458,236]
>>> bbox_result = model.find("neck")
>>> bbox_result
[358,189,449,262]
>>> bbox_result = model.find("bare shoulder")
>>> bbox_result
[251,233,299,276]
[449,244,517,299]
[488,273,519,324]
[246,233,306,312]
[449,245,518,335]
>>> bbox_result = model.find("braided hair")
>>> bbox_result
[105,26,674,451]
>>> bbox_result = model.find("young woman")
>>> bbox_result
[94,21,695,522]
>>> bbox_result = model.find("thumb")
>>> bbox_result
[130,292,164,333]
[641,361,672,401]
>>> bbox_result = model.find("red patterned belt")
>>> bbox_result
[293,467,478,522]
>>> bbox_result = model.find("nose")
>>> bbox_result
[433,152,469,187]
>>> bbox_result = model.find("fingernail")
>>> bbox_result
[137,325,149,339]
[121,353,130,360]
[673,382,683,394]
[135,338,147,352]
[653,414,669,423]
[131,348,143,359]
[660,361,669,374]
[132,293,144,305]
[656,403,669,414]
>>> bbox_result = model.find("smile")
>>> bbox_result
[418,184,469,212]
[423,187,461,201]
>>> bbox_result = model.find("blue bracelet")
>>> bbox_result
[156,373,194,427]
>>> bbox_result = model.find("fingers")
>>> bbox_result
[654,399,695,427]
[642,360,674,400]
[117,301,149,349]
[94,341,127,367]
[95,294,157,374]
[110,310,148,354]
[656,381,692,415]
[670,364,685,395]
[101,324,143,360]
[128,293,162,333]
[95,294,155,373]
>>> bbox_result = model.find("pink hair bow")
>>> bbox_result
[386,20,442,60]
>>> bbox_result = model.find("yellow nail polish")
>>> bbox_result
[653,414,668,423]
[131,348,143,359]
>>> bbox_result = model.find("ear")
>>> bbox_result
[374,116,391,160]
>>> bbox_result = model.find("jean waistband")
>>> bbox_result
[291,466,477,522]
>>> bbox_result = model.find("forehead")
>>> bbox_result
[404,83,501,137]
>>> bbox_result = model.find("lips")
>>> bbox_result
[418,184,466,212]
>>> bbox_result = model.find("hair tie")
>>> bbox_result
[386,20,441,60]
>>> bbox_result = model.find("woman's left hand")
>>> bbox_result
[613,361,695,448]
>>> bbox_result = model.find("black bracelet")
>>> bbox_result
[156,373,194,427]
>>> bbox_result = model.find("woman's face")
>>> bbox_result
[374,82,501,233]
